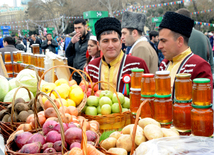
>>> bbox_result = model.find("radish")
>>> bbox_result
[42,120,58,135]
[53,140,68,152]
[27,133,45,145]
[19,142,42,153]
[53,123,68,133]
[70,142,81,150]
[46,130,61,143]
[14,132,33,149]
[41,142,53,151]
[65,128,82,145]
[86,130,97,142]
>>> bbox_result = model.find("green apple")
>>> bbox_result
[97,106,101,114]
[122,108,129,112]
[101,104,111,115]
[99,90,113,100]
[98,114,102,116]
[112,92,125,104]
[87,95,99,107]
[85,106,97,116]
[82,105,87,113]
[99,96,112,107]
[122,97,130,109]
[111,103,120,113]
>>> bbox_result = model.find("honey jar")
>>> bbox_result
[192,78,211,106]
[13,62,18,73]
[155,71,171,95]
[173,99,192,131]
[8,73,14,78]
[154,94,172,128]
[40,55,45,68]
[130,88,141,113]
[31,54,36,66]
[32,44,40,54]
[21,52,28,64]
[27,53,33,65]
[141,74,155,95]
[131,69,144,89]
[20,63,25,71]
[4,52,11,62]
[34,54,40,67]
[140,95,154,118]
[17,51,23,61]
[5,62,13,73]
[175,73,192,100]
[191,104,213,137]
[13,51,18,62]
[17,61,22,73]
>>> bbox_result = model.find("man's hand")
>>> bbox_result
[71,32,81,44]
[48,41,51,45]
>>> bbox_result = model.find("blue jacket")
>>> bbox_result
[0,38,3,48]
[64,37,71,51]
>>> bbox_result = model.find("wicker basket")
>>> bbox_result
[0,86,33,143]
[70,69,93,85]
[38,65,88,113]
[82,81,131,133]
[6,92,67,155]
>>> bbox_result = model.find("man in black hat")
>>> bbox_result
[121,11,158,74]
[158,11,213,100]
[87,17,149,94]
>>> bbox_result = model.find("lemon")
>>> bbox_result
[70,84,80,91]
[69,87,84,106]
[41,93,56,104]
[55,78,69,87]
[53,84,70,99]
[41,83,56,93]
[56,98,68,107]
[67,99,76,107]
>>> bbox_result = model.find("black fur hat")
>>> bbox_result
[121,11,146,32]
[159,11,194,38]
[95,17,121,39]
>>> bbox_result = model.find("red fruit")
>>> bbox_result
[27,133,45,145]
[92,82,98,92]
[86,130,97,142]
[42,120,58,135]
[43,148,56,153]
[95,90,102,97]
[53,140,68,152]
[53,123,68,133]
[67,122,77,128]
[14,132,33,149]
[19,142,42,153]
[70,142,81,150]
[86,88,92,97]
[46,130,61,143]
[41,142,53,151]
[80,85,86,92]
[65,128,82,145]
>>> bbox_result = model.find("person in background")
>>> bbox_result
[41,33,58,54]
[64,34,71,51]
[158,11,213,100]
[16,40,26,51]
[208,32,213,49]
[87,17,150,93]
[121,11,158,74]
[176,8,214,74]
[29,34,41,53]
[84,36,100,73]
[0,36,18,62]
[65,18,91,84]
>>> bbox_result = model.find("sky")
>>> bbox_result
[0,0,22,7]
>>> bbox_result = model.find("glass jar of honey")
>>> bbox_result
[191,104,213,137]
[20,63,25,70]
[140,95,154,118]
[17,51,23,61]
[4,52,11,62]
[155,71,171,95]
[34,54,40,67]
[40,55,45,68]
[21,53,28,64]
[8,73,14,78]
[13,62,18,73]
[27,53,32,65]
[154,94,172,128]
[5,62,13,73]
[192,78,211,106]
[31,54,36,66]
[141,74,155,95]
[17,61,22,73]
[173,99,192,131]
[13,51,18,62]
[32,44,40,54]
[130,88,141,113]
[131,69,144,89]
[41,68,45,80]
[175,73,192,100]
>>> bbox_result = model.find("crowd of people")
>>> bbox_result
[0,8,214,97]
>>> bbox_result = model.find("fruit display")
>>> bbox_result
[100,117,179,155]
[82,90,130,116]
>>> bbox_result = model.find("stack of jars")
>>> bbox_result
[154,71,172,128]
[191,78,213,137]
[140,74,155,118]
[173,73,192,135]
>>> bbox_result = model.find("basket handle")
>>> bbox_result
[11,86,32,128]
[38,65,88,94]
[130,100,149,155]
[70,69,93,86]
[34,92,67,154]
[91,81,122,114]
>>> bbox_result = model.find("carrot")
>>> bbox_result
[87,144,105,155]
[69,147,83,155]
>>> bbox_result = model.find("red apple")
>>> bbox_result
[79,80,88,87]
[95,90,102,97]
[86,88,92,97]
[80,85,86,92]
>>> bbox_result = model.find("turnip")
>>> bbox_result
[14,131,33,149]
[67,122,77,128]
[42,120,58,135]
[46,130,61,143]
[27,133,45,145]
[70,142,81,150]
[43,148,56,153]
[41,142,53,151]
[54,140,68,152]
[19,142,41,153]
[86,130,97,142]
[65,128,82,145]
[54,123,68,133]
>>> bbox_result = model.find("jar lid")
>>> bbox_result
[141,94,155,97]
[192,104,212,109]
[17,61,22,63]
[130,88,141,91]
[131,68,144,72]
[175,73,191,78]
[174,99,192,103]
[193,78,210,83]
[4,62,12,64]
[154,94,171,98]
[13,51,17,53]
[27,53,33,55]
[142,73,154,77]
[4,52,11,54]
[156,71,170,75]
